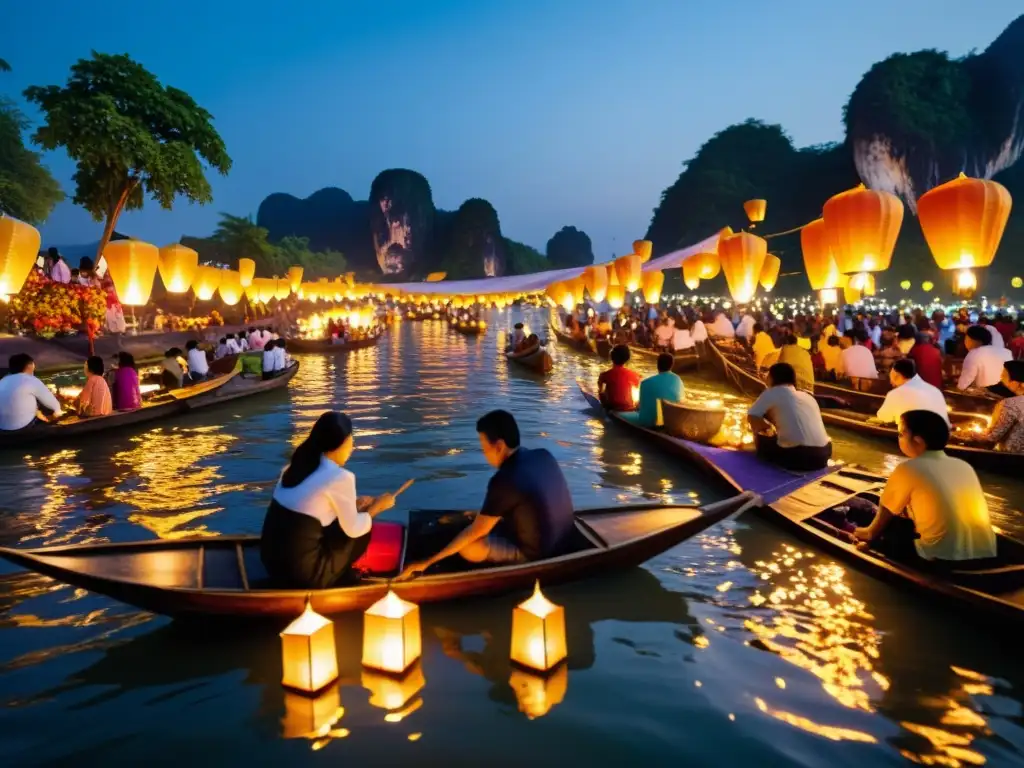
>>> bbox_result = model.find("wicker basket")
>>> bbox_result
[662,400,727,443]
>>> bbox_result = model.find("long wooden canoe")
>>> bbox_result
[185,362,299,410]
[627,344,700,373]
[550,321,598,355]
[286,335,382,354]
[505,344,554,373]
[706,341,1021,476]
[0,494,757,618]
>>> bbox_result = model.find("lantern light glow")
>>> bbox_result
[0,214,41,297]
[103,240,160,307]
[280,602,339,694]
[362,590,422,675]
[510,582,567,673]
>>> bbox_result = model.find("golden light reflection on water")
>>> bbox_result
[19,449,86,545]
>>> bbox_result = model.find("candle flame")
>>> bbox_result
[519,581,558,619]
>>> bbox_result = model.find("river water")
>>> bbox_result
[2,308,1024,767]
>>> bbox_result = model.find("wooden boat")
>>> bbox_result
[550,321,598,355]
[0,494,757,618]
[596,338,612,358]
[706,341,1021,476]
[505,344,554,373]
[627,344,700,373]
[287,334,382,354]
[185,362,299,410]
[207,353,239,377]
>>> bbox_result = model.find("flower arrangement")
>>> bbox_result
[6,272,107,338]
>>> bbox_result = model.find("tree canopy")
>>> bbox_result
[545,226,594,268]
[205,213,345,279]
[24,52,231,259]
[0,99,63,224]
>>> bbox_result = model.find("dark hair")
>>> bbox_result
[117,351,136,369]
[86,356,104,376]
[854,328,869,344]
[186,340,198,351]
[219,337,227,345]
[901,410,949,451]
[827,335,840,347]
[897,324,916,340]
[264,339,277,351]
[914,333,932,346]
[226,333,235,340]
[967,325,992,345]
[610,344,631,366]
[248,326,257,334]
[277,339,287,351]
[527,333,539,342]
[657,353,674,373]
[1005,360,1024,383]
[514,323,524,330]
[47,246,59,258]
[784,334,798,346]
[892,359,916,380]
[753,323,763,334]
[476,409,521,449]
[8,353,32,373]
[768,362,796,387]
[281,411,353,488]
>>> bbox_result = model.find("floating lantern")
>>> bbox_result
[900,280,911,290]
[281,686,344,739]
[1014,277,1023,289]
[103,240,160,306]
[744,199,767,226]
[192,265,222,301]
[800,218,841,290]
[918,173,1012,270]
[955,269,977,298]
[217,269,243,306]
[696,247,722,280]
[287,266,304,293]
[362,590,422,675]
[583,265,608,302]
[681,257,701,290]
[510,664,568,719]
[510,582,567,673]
[641,270,665,303]
[251,277,276,304]
[922,281,935,292]
[238,258,256,287]
[614,253,641,292]
[280,601,339,694]
[759,254,781,292]
[363,661,425,713]
[823,184,903,274]
[606,284,625,309]
[633,239,653,263]
[718,230,767,304]
[0,214,41,297]
[275,279,291,301]
[157,244,199,294]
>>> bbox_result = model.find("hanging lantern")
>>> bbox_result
[103,240,160,306]
[922,280,935,292]
[744,199,767,225]
[274,279,291,301]
[800,218,841,290]
[641,270,665,303]
[917,173,1012,270]
[510,582,567,673]
[681,257,701,290]
[614,253,641,292]
[583,265,608,302]
[281,687,344,740]
[217,269,243,306]
[606,284,625,309]
[759,254,781,292]
[955,269,977,298]
[900,280,912,290]
[0,214,41,297]
[280,601,339,694]
[286,266,304,293]
[157,244,199,294]
[1013,277,1023,289]
[363,662,425,714]
[718,230,767,304]
[823,184,903,274]
[510,664,568,720]
[238,258,256,287]
[633,240,653,263]
[362,590,422,675]
[192,265,222,301]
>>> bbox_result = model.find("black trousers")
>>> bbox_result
[755,433,832,471]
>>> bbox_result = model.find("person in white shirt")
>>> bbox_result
[105,302,126,334]
[225,334,241,355]
[653,318,675,349]
[874,359,949,426]
[747,362,832,470]
[49,252,71,284]
[672,327,694,352]
[214,337,228,359]
[0,354,64,430]
[708,312,735,338]
[972,323,1005,349]
[263,340,281,379]
[238,334,249,352]
[853,409,996,562]
[869,320,882,349]
[838,330,878,379]
[273,340,290,373]
[959,325,1013,393]
[510,323,527,351]
[736,314,756,340]
[185,340,210,383]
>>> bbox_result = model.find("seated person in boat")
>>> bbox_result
[819,335,842,380]
[747,362,832,471]
[225,334,242,355]
[261,411,396,588]
[963,361,1024,452]
[596,314,613,338]
[751,323,778,370]
[510,322,526,351]
[653,318,675,350]
[838,329,878,379]
[160,348,186,390]
[112,352,142,411]
[598,345,641,411]
[214,337,229,359]
[0,353,63,430]
[777,334,814,393]
[78,356,112,418]
[853,410,996,562]
[518,334,542,355]
[874,331,904,377]
[873,359,949,426]
[908,333,944,390]
[185,340,209,383]
[399,410,574,578]
[620,353,684,428]
[708,312,735,339]
[262,340,281,380]
[958,325,1013,396]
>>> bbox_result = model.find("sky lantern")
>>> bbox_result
[362,590,422,675]
[695,250,721,280]
[511,582,567,673]
[744,199,767,226]
[217,269,243,305]
[0,214,41,297]
[633,239,653,263]
[718,230,767,304]
[192,265,222,301]
[103,240,160,306]
[238,258,256,287]
[800,218,841,290]
[917,172,1012,270]
[955,269,977,298]
[922,280,934,292]
[1013,277,1023,289]
[681,257,701,290]
[606,284,625,309]
[822,184,903,274]
[287,265,304,293]
[583,264,608,302]
[251,276,276,304]
[614,253,641,292]
[900,280,911,290]
[759,254,781,292]
[274,279,291,301]
[641,270,664,303]
[848,272,876,296]
[569,275,586,306]
[280,602,339,694]
[157,244,199,294]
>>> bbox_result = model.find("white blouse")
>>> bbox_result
[272,456,371,537]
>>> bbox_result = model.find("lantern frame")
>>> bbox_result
[280,602,339,694]
[510,582,567,673]
[362,590,422,675]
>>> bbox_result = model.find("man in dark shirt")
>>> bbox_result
[398,410,574,578]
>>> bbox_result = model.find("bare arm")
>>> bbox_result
[854,505,895,542]
[422,514,501,568]
[747,414,772,434]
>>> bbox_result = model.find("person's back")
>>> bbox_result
[840,340,878,379]
[79,357,112,418]
[908,338,943,389]
[598,345,641,411]
[778,340,814,392]
[0,354,63,430]
[186,343,209,379]
[752,329,777,369]
[623,354,684,427]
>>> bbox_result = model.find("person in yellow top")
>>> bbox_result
[854,409,996,562]
[751,323,778,370]
[777,334,814,393]
[820,336,842,380]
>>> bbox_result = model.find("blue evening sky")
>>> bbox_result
[3,1,1020,259]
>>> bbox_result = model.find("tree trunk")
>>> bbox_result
[95,177,140,263]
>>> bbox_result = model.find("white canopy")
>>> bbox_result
[386,233,720,296]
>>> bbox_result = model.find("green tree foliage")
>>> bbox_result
[24,52,231,260]
[504,238,548,275]
[205,214,345,279]
[0,99,63,223]
[440,198,505,279]
[212,213,280,273]
[0,59,10,73]
[274,235,346,279]
[545,226,594,268]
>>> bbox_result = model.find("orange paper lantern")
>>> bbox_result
[695,250,721,280]
[633,240,653,263]
[606,284,625,309]
[583,265,608,302]
[681,257,701,290]
[569,276,586,306]
[614,253,641,292]
[641,270,665,304]
[217,269,243,305]
[158,244,199,293]
[823,184,903,274]
[103,240,160,306]
[917,172,1012,270]
[251,277,276,304]
[801,218,841,290]
[238,258,256,287]
[287,265,304,293]
[274,279,291,301]
[744,199,767,224]
[718,231,767,304]
[759,254,781,292]
[0,214,41,296]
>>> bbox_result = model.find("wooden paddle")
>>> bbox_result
[392,479,415,498]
